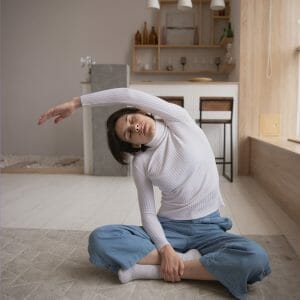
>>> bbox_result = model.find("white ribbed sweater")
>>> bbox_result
[81,88,224,250]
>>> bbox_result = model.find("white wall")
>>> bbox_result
[1,0,239,156]
[1,0,153,156]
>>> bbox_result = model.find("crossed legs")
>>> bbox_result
[137,249,215,281]
[88,220,271,299]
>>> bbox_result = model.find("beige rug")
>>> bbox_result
[1,228,300,299]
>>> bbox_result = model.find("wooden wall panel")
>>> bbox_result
[239,0,300,174]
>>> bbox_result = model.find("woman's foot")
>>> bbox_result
[118,264,161,283]
[118,249,201,283]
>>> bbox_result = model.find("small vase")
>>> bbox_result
[149,27,158,45]
[142,22,148,45]
[135,30,142,45]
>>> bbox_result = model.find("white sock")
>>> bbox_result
[118,264,161,283]
[118,249,201,283]
[177,249,201,261]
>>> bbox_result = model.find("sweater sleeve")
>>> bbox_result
[80,87,192,124]
[132,163,170,250]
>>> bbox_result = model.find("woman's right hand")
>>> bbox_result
[37,97,81,125]
[159,244,184,283]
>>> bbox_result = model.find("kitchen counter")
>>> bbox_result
[81,78,239,176]
[129,81,238,120]
[129,81,239,176]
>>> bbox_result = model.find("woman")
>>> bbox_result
[38,88,271,300]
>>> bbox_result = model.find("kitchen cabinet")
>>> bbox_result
[132,0,234,75]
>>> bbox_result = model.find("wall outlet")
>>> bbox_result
[259,114,281,137]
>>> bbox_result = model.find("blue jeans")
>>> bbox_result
[88,211,271,300]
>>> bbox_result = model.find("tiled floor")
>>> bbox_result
[0,173,299,257]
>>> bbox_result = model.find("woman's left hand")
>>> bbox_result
[37,97,81,125]
[159,244,184,282]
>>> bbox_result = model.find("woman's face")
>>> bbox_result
[115,112,156,147]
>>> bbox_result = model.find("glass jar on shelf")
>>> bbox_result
[224,43,234,64]
[166,56,174,72]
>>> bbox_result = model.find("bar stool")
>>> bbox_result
[159,96,184,107]
[199,97,234,182]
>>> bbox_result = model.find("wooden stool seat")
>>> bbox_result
[158,96,184,107]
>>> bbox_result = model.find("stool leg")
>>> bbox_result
[230,122,233,182]
[223,124,226,176]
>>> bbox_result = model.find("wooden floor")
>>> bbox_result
[0,173,299,257]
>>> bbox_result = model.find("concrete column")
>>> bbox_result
[85,64,130,176]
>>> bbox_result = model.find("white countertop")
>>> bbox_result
[130,81,239,85]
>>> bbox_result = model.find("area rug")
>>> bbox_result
[1,228,299,299]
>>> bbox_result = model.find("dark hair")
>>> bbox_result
[106,107,154,165]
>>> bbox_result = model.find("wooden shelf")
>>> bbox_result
[160,44,221,48]
[133,68,234,75]
[160,0,230,4]
[213,16,230,20]
[160,0,212,3]
[134,45,158,48]
[134,44,221,48]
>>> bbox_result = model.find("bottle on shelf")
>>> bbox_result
[149,26,158,45]
[227,22,234,38]
[225,1,230,16]
[142,22,149,45]
[218,9,225,16]
[135,31,142,45]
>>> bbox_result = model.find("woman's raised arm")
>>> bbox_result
[37,97,81,125]
[81,88,192,124]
